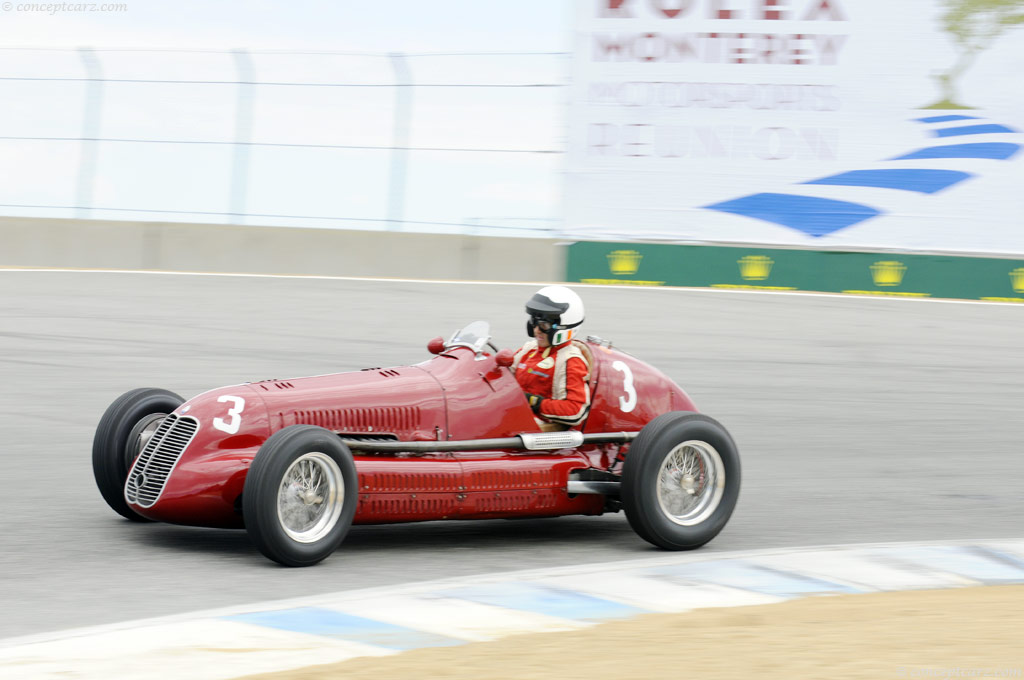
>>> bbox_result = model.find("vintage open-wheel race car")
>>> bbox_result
[93,321,741,566]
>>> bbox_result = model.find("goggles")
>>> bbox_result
[530,315,556,331]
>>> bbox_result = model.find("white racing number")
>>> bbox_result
[612,360,637,413]
[213,395,246,434]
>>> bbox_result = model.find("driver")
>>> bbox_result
[514,285,591,427]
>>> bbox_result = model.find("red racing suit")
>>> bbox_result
[514,339,591,426]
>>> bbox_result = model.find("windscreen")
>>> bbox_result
[446,321,491,353]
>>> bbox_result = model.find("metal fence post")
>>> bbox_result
[387,52,412,231]
[230,49,255,225]
[76,47,103,219]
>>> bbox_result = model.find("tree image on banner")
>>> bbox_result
[927,0,1024,109]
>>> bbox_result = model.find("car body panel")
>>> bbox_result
[584,344,697,433]
[416,347,541,440]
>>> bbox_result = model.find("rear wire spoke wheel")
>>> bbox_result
[244,425,358,567]
[92,388,184,522]
[623,412,740,550]
[655,441,725,526]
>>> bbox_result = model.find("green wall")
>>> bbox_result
[567,242,1024,303]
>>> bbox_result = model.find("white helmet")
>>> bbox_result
[525,285,585,346]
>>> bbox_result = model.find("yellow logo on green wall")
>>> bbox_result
[1011,268,1024,294]
[738,255,774,281]
[870,261,907,287]
[606,250,643,275]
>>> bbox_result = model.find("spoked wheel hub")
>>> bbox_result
[655,440,726,526]
[276,452,345,543]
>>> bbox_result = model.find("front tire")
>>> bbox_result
[92,388,184,521]
[243,425,358,567]
[622,412,741,550]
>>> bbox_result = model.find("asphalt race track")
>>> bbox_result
[1,270,1022,640]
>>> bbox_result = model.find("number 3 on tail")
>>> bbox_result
[213,395,246,434]
[612,361,636,413]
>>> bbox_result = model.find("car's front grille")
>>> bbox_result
[124,414,199,508]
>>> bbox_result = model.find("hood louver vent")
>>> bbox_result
[253,380,295,391]
[358,367,401,378]
[286,407,421,433]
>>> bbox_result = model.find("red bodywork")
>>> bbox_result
[129,334,697,529]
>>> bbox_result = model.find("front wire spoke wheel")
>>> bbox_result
[244,426,358,567]
[276,452,345,543]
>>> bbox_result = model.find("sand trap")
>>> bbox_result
[241,585,1024,680]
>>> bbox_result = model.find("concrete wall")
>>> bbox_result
[0,217,565,282]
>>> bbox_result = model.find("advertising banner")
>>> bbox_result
[568,241,1024,302]
[565,0,1024,254]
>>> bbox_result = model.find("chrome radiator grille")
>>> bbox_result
[124,414,199,508]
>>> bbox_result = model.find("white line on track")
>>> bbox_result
[2,266,1022,308]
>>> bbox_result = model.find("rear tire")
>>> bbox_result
[92,388,184,522]
[622,412,741,550]
[243,425,358,567]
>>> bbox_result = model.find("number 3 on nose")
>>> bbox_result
[213,395,246,434]
[612,361,636,413]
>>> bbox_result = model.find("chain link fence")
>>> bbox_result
[0,47,569,237]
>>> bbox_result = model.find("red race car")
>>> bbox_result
[93,322,741,566]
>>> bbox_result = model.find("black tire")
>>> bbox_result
[92,387,184,522]
[243,425,358,567]
[622,412,741,550]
